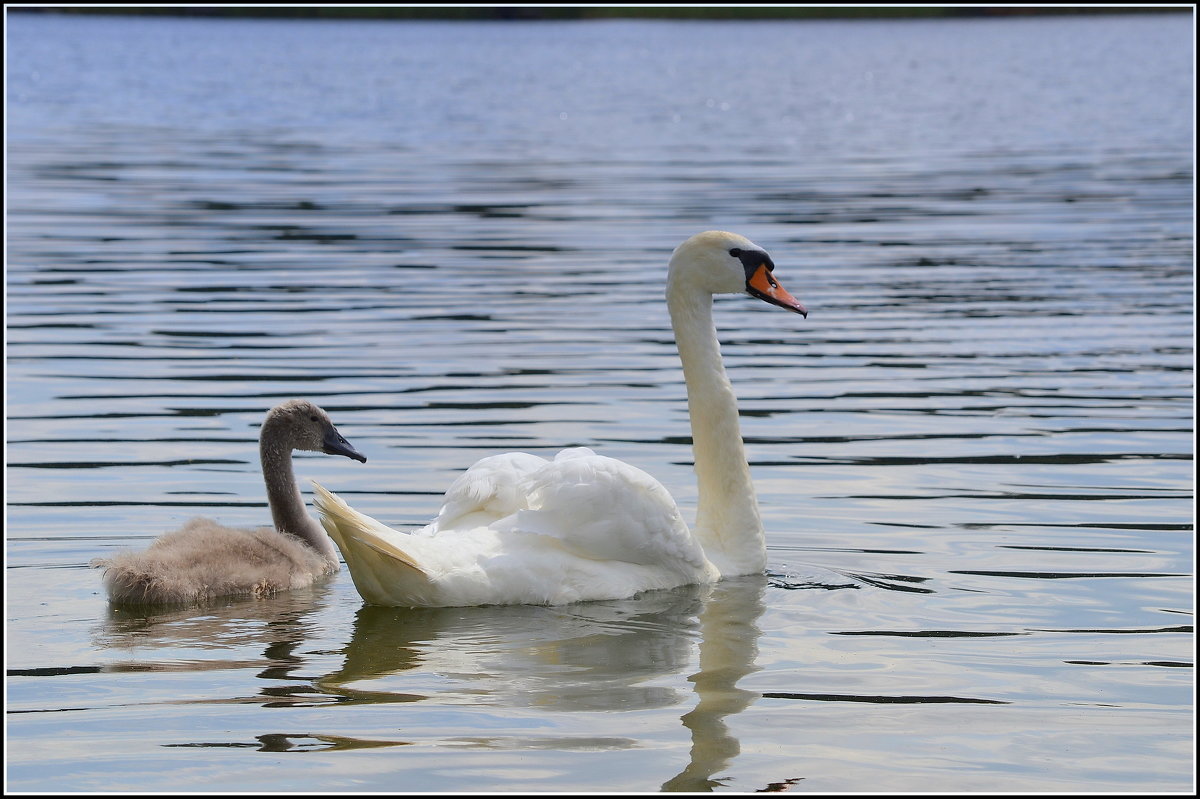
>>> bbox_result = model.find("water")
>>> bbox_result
[5,10,1194,792]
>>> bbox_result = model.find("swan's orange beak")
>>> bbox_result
[747,264,807,317]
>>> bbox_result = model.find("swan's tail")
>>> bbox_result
[311,481,432,605]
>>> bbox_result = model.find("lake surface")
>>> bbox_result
[5,10,1194,792]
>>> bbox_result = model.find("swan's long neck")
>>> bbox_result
[260,434,339,564]
[667,283,767,576]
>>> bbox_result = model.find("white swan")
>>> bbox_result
[95,400,366,605]
[314,231,807,608]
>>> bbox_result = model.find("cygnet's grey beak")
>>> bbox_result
[323,427,367,463]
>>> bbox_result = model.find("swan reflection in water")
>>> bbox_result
[320,574,769,791]
[94,575,773,790]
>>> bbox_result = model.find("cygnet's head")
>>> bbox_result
[262,400,367,462]
[667,230,807,316]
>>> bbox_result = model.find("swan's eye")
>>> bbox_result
[730,247,774,276]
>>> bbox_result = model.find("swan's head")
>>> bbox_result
[262,400,367,463]
[667,231,807,317]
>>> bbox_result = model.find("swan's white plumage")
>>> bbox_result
[316,231,806,608]
[430,451,548,532]
[513,449,708,571]
[314,449,717,607]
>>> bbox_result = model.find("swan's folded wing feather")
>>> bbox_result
[433,452,549,530]
[515,454,711,576]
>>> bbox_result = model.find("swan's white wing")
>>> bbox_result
[431,451,549,532]
[514,452,711,576]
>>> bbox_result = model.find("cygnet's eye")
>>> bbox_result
[310,415,319,423]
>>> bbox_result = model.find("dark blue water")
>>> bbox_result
[5,11,1193,792]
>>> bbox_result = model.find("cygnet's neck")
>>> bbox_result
[667,281,767,576]
[260,434,339,565]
